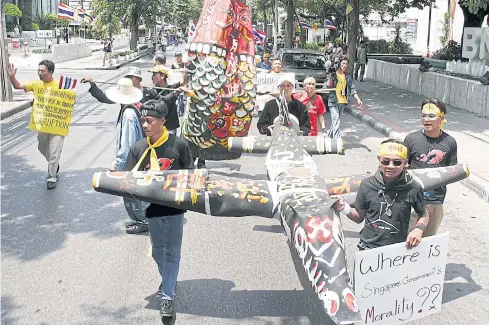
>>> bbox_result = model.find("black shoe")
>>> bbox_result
[160,299,176,325]
[125,222,148,234]
[47,181,56,190]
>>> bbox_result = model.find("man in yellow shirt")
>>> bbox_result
[326,56,363,139]
[8,60,63,190]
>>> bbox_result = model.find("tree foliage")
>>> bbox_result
[3,4,22,17]
[162,0,202,29]
[17,0,33,31]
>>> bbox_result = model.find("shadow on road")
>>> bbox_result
[1,153,126,261]
[1,295,24,324]
[442,263,482,304]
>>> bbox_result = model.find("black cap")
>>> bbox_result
[175,51,182,57]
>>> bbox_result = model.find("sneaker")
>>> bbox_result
[47,181,56,190]
[160,299,176,325]
[125,222,148,234]
[156,284,163,299]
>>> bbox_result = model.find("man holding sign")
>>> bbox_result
[335,139,429,250]
[8,60,70,190]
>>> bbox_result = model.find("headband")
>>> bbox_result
[378,142,408,160]
[422,103,448,129]
[141,108,166,118]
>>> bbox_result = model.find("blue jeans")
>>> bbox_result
[148,213,185,300]
[327,103,348,139]
[123,198,148,223]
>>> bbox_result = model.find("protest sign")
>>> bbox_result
[255,72,295,112]
[28,88,77,136]
[354,233,449,325]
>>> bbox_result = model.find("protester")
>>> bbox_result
[171,52,184,69]
[7,60,63,190]
[354,40,368,81]
[124,99,193,325]
[270,58,283,74]
[326,56,363,139]
[404,99,457,237]
[257,74,310,136]
[147,65,184,135]
[293,77,327,136]
[153,53,167,66]
[103,38,113,66]
[335,139,429,250]
[257,53,272,70]
[81,69,149,234]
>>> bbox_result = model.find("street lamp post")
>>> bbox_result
[1,12,13,102]
[426,2,433,57]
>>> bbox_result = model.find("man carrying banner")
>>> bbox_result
[124,99,193,325]
[335,139,430,250]
[404,99,458,237]
[7,60,64,190]
[257,74,310,136]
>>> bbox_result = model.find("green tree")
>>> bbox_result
[162,0,202,29]
[17,0,33,31]
[3,4,22,17]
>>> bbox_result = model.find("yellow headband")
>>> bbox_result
[422,103,447,129]
[379,142,408,160]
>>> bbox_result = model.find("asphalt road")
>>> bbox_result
[1,50,489,325]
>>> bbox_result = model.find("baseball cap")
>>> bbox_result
[175,51,182,57]
[148,65,170,78]
[277,74,295,87]
[125,66,142,80]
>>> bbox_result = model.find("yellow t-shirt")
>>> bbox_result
[25,79,59,98]
[335,73,348,104]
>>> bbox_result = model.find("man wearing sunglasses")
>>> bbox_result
[403,99,458,237]
[335,139,429,250]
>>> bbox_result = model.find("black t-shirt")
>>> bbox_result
[403,130,457,204]
[257,97,311,136]
[124,134,194,217]
[354,176,427,249]
[142,83,181,131]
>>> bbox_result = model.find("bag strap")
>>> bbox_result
[305,94,317,110]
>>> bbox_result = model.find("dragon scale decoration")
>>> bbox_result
[183,0,256,161]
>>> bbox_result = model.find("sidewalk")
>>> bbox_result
[346,80,489,202]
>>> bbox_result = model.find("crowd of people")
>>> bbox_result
[6,37,458,323]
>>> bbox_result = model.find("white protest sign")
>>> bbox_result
[255,72,295,112]
[354,233,449,325]
[167,69,183,85]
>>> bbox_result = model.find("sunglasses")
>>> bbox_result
[380,158,404,167]
[421,113,440,119]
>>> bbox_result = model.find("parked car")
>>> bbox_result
[276,48,330,102]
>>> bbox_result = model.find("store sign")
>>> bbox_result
[462,27,489,59]
[36,30,54,38]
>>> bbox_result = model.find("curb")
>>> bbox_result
[1,100,32,120]
[345,106,489,203]
[83,52,150,71]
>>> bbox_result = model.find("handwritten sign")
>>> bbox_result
[255,72,295,112]
[354,233,449,325]
[28,89,76,136]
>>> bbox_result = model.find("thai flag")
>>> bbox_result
[252,27,267,43]
[324,19,337,30]
[76,8,86,20]
[84,14,94,24]
[59,76,78,89]
[58,3,75,20]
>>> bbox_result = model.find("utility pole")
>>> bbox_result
[426,2,433,57]
[1,12,13,102]
[273,0,278,55]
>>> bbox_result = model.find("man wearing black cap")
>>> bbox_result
[171,52,184,69]
[125,100,193,325]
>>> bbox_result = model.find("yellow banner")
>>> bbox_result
[346,3,353,15]
[28,89,76,136]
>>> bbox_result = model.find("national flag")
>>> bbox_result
[75,8,86,22]
[188,20,196,38]
[299,21,311,29]
[59,76,78,90]
[324,19,337,30]
[58,3,75,20]
[84,14,94,24]
[252,27,266,43]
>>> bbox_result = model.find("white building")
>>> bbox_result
[363,0,487,55]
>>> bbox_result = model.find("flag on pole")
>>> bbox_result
[75,8,86,22]
[84,14,94,24]
[324,19,337,30]
[59,76,78,89]
[58,3,75,20]
[252,27,267,43]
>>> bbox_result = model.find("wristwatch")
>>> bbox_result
[414,223,426,232]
